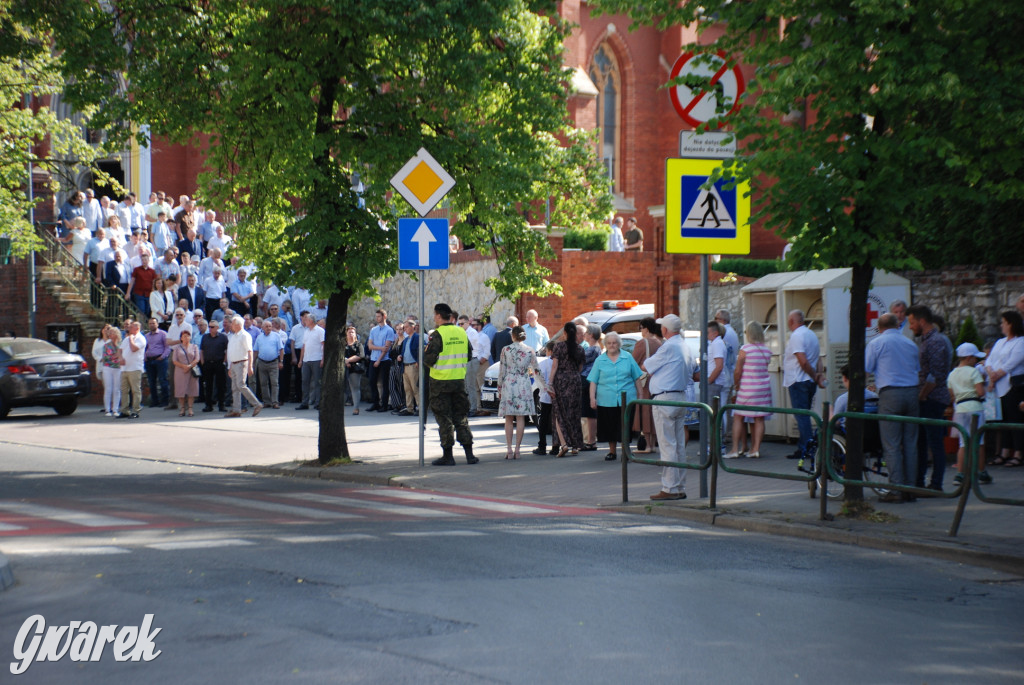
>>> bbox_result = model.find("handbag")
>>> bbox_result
[191,365,202,378]
[638,339,652,391]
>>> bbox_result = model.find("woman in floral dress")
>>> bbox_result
[549,321,585,456]
[499,326,545,459]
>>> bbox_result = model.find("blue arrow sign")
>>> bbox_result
[398,218,450,270]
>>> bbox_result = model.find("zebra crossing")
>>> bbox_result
[0,487,605,540]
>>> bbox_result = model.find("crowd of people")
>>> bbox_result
[64,191,1022,501]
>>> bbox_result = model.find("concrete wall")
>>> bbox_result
[898,266,1024,342]
[346,250,516,332]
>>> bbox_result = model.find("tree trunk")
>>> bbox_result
[318,289,352,463]
[842,262,874,503]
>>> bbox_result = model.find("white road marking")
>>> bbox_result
[0,501,145,528]
[274,534,378,544]
[189,495,363,520]
[14,546,130,556]
[355,489,562,515]
[147,538,255,551]
[281,492,459,518]
[390,531,487,538]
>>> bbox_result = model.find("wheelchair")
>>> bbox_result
[801,414,890,500]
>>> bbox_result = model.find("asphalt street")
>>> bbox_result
[1,446,1022,684]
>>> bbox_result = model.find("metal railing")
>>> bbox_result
[620,397,714,503]
[620,397,1022,538]
[34,222,142,328]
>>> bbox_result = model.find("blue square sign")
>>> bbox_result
[398,218,450,271]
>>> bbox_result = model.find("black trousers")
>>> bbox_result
[368,359,392,409]
[202,361,227,408]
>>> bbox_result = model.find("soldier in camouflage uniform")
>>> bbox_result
[425,303,477,466]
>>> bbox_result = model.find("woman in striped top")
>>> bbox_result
[730,320,774,458]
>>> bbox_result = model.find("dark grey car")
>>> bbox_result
[0,337,92,418]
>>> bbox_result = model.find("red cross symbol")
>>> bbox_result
[865,303,880,329]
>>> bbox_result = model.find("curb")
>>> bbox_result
[235,464,1024,576]
[605,503,1024,576]
[0,553,14,592]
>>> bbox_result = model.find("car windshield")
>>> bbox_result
[0,339,65,358]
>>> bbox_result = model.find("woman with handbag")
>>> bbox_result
[172,329,201,416]
[985,310,1024,466]
[631,317,662,453]
[344,325,367,415]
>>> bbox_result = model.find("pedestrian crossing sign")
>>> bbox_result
[665,158,750,254]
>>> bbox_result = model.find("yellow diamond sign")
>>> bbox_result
[390,148,456,217]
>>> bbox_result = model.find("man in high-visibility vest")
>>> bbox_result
[425,302,477,466]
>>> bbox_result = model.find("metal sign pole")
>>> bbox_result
[699,255,709,498]
[419,270,426,467]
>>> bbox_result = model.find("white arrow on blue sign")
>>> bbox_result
[398,218,450,270]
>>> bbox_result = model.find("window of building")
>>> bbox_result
[589,45,621,191]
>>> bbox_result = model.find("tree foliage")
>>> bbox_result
[24,0,612,461]
[1,1,119,256]
[593,0,1024,500]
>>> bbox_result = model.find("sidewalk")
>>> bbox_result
[3,403,1023,574]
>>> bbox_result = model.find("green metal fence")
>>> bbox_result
[621,396,1022,538]
[620,397,713,503]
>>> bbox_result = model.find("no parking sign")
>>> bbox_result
[668,51,745,129]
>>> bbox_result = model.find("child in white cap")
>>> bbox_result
[947,342,992,485]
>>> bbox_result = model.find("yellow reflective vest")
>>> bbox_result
[429,324,469,381]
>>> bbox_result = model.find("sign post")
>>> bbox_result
[666,157,750,493]
[391,148,456,466]
[668,51,745,129]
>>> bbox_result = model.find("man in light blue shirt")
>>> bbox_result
[253,320,285,407]
[523,309,549,353]
[866,312,921,500]
[642,314,696,501]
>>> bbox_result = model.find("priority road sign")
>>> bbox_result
[398,218,450,270]
[668,51,745,129]
[665,158,750,255]
[390,148,456,217]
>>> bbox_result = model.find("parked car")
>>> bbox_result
[0,337,92,418]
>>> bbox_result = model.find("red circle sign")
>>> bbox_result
[669,51,745,128]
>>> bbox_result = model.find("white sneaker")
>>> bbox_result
[723,451,744,459]
[105,412,113,417]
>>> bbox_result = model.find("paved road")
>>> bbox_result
[2,447,1023,684]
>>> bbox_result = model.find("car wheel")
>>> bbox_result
[0,395,8,419]
[53,399,78,416]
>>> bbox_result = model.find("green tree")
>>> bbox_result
[27,0,611,462]
[593,0,1024,502]
[1,2,118,256]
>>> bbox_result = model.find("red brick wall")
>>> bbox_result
[517,236,702,325]
[0,258,105,404]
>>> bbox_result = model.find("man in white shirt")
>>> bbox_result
[523,309,549,353]
[82,188,102,232]
[608,216,625,252]
[203,268,228,320]
[290,287,311,317]
[224,315,264,417]
[116,321,146,418]
[289,312,308,403]
[707,320,733,457]
[783,309,825,460]
[197,210,224,246]
[642,314,696,500]
[470,318,491,415]
[297,313,325,410]
[207,224,234,256]
[458,315,483,414]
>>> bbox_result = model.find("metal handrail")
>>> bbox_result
[34,222,142,328]
[621,397,714,503]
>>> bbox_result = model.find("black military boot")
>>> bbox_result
[464,444,479,465]
[432,446,456,466]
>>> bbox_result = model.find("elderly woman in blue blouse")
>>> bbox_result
[587,331,645,461]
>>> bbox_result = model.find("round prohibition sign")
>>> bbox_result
[668,51,745,129]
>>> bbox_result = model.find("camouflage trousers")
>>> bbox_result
[429,378,473,448]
